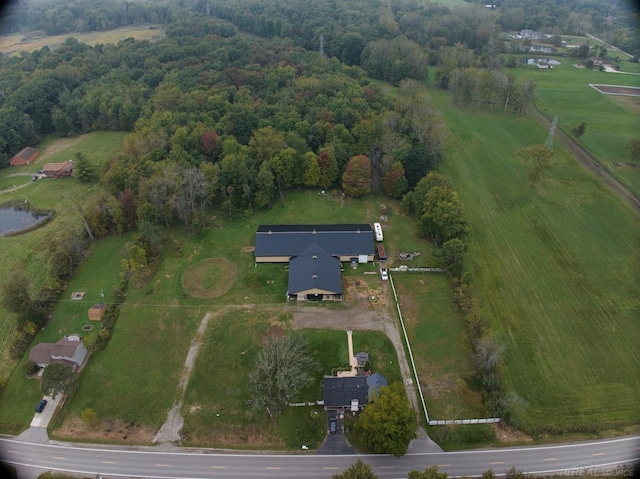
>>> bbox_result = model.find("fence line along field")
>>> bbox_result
[430,86,640,434]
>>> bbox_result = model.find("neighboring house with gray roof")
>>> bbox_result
[29,336,88,371]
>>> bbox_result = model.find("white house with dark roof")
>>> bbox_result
[29,336,88,371]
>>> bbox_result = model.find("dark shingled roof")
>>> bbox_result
[288,243,342,295]
[366,372,388,401]
[255,224,374,259]
[322,376,368,408]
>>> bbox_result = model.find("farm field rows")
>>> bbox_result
[430,87,640,433]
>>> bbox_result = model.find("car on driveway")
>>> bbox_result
[329,416,337,434]
[380,267,388,281]
[35,399,47,413]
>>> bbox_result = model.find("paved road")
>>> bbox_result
[1,435,638,478]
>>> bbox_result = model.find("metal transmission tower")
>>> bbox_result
[545,116,558,151]
[319,34,325,57]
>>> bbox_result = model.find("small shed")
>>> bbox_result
[88,304,107,321]
[9,147,39,166]
[356,351,369,367]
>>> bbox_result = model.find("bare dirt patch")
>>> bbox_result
[53,415,156,444]
[589,84,640,96]
[492,422,533,444]
[242,246,255,252]
[182,257,237,298]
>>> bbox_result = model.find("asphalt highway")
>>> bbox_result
[1,435,639,478]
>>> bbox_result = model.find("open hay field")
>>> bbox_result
[430,88,640,434]
[0,132,125,384]
[509,60,640,196]
[0,24,165,56]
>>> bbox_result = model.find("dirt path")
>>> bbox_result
[153,312,212,444]
[530,106,640,215]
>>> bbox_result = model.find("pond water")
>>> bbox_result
[0,205,50,236]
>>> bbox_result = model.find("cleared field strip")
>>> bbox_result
[589,84,640,96]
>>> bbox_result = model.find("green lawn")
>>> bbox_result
[430,87,640,434]
[508,60,640,195]
[0,132,126,383]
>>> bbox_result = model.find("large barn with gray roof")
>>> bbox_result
[254,224,375,301]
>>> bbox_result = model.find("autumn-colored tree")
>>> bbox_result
[342,154,372,197]
[382,161,409,198]
[200,129,220,161]
[317,147,339,189]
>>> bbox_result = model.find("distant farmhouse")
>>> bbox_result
[43,160,73,179]
[254,224,375,301]
[9,147,39,166]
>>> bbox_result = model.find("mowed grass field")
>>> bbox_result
[49,191,410,447]
[0,24,165,56]
[510,60,640,195]
[430,87,640,434]
[0,132,125,384]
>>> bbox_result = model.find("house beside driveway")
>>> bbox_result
[254,224,375,301]
[29,335,88,371]
[9,147,39,166]
[42,160,73,178]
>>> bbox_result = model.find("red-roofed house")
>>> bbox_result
[43,160,73,179]
[9,147,39,166]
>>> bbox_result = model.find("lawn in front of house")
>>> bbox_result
[0,132,126,386]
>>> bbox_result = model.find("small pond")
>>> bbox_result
[0,204,52,236]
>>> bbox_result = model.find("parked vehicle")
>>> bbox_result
[35,399,47,413]
[329,417,337,434]
[380,267,388,281]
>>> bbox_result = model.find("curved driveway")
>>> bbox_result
[1,435,638,478]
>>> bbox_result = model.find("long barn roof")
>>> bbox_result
[255,224,374,259]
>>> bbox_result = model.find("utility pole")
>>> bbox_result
[545,116,558,151]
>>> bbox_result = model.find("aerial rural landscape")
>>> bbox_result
[0,0,638,477]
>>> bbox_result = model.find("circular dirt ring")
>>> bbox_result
[182,257,237,299]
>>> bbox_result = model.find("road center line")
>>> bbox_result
[543,458,557,461]
[266,467,281,470]
[491,461,505,464]
[323,467,338,470]
[102,461,117,464]
[592,452,605,456]
[7,451,18,454]
[437,464,451,467]
[52,457,65,460]
[381,466,395,469]
[155,464,171,467]
[211,466,226,469]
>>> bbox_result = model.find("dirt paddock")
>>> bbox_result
[589,84,640,97]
